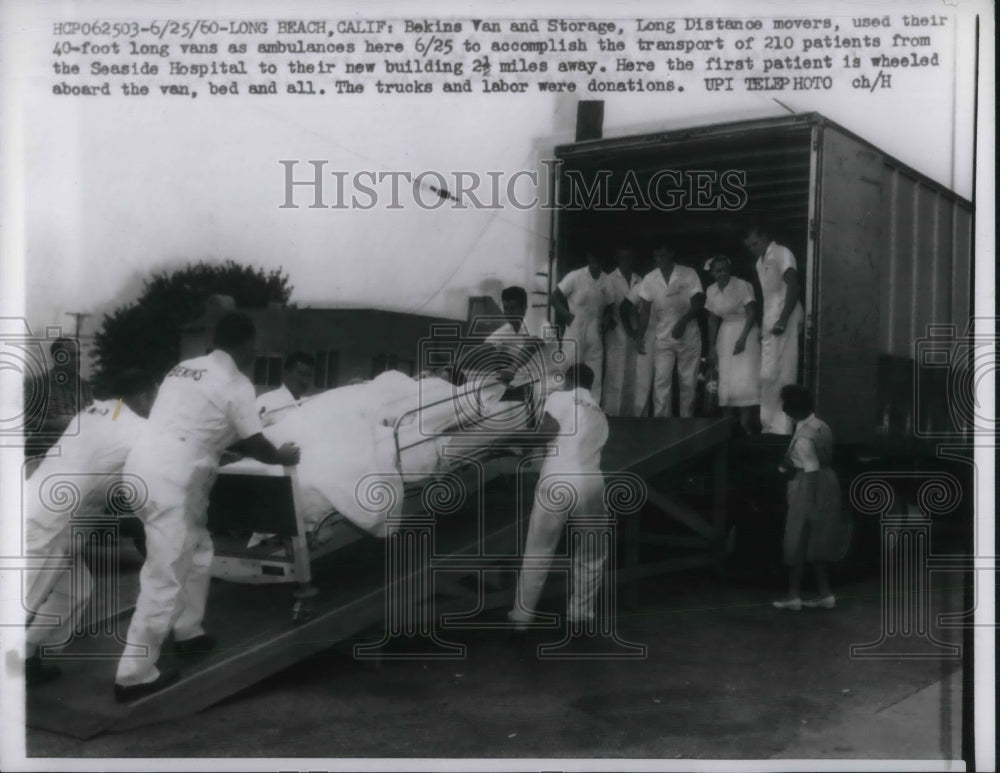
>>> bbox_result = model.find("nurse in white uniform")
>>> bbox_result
[744,224,804,435]
[551,251,611,403]
[705,255,761,433]
[114,313,301,702]
[509,363,609,629]
[601,247,644,417]
[635,247,706,418]
[22,371,158,686]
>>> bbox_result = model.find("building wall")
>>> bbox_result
[181,305,457,395]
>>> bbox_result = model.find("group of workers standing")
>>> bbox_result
[550,223,803,436]
[502,222,844,627]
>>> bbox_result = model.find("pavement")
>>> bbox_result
[773,666,963,761]
[22,545,968,765]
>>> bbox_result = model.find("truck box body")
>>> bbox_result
[551,112,974,448]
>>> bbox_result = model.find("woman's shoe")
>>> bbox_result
[772,597,802,611]
[803,595,836,609]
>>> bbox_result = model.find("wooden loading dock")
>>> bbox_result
[26,416,733,739]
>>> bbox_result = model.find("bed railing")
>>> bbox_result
[391,374,541,475]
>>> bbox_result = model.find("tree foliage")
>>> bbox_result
[90,260,292,396]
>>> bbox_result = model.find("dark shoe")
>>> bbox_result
[506,626,552,648]
[113,668,180,703]
[25,655,61,687]
[173,634,217,659]
[505,628,535,656]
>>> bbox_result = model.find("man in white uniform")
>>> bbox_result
[508,364,609,629]
[479,286,549,429]
[22,370,157,686]
[485,287,536,356]
[601,247,645,417]
[256,352,315,427]
[114,313,301,702]
[627,276,656,417]
[551,251,611,403]
[245,352,317,547]
[744,224,804,434]
[635,247,706,417]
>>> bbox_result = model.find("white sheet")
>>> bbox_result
[224,370,523,538]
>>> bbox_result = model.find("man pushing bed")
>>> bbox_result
[113,313,301,702]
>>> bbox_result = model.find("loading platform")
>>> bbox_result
[25,416,733,738]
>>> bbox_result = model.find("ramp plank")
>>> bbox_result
[26,417,732,737]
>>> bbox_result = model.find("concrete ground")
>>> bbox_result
[24,546,967,763]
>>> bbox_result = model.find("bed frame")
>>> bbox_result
[207,376,537,621]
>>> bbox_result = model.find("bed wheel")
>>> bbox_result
[292,583,318,624]
[291,600,314,624]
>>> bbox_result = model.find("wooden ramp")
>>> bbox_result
[26,417,733,738]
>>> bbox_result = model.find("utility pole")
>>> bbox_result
[64,311,91,339]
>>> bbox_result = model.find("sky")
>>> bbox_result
[1,0,984,346]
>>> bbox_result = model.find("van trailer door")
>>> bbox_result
[813,127,885,446]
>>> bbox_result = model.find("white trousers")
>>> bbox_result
[633,330,656,417]
[652,328,701,418]
[760,317,801,435]
[510,474,608,624]
[24,538,92,656]
[602,328,647,417]
[565,316,604,403]
[115,486,214,686]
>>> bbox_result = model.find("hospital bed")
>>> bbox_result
[206,371,543,621]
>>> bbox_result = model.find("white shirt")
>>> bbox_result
[127,349,263,488]
[755,241,799,327]
[256,385,303,427]
[706,278,756,322]
[636,265,704,342]
[605,268,642,327]
[605,268,642,304]
[33,399,145,480]
[483,319,543,389]
[486,319,534,344]
[26,400,146,547]
[557,267,610,321]
[541,387,608,476]
[626,279,644,307]
[786,414,830,473]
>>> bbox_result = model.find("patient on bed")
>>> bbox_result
[238,368,531,545]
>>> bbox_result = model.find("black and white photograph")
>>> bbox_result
[0,0,994,770]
